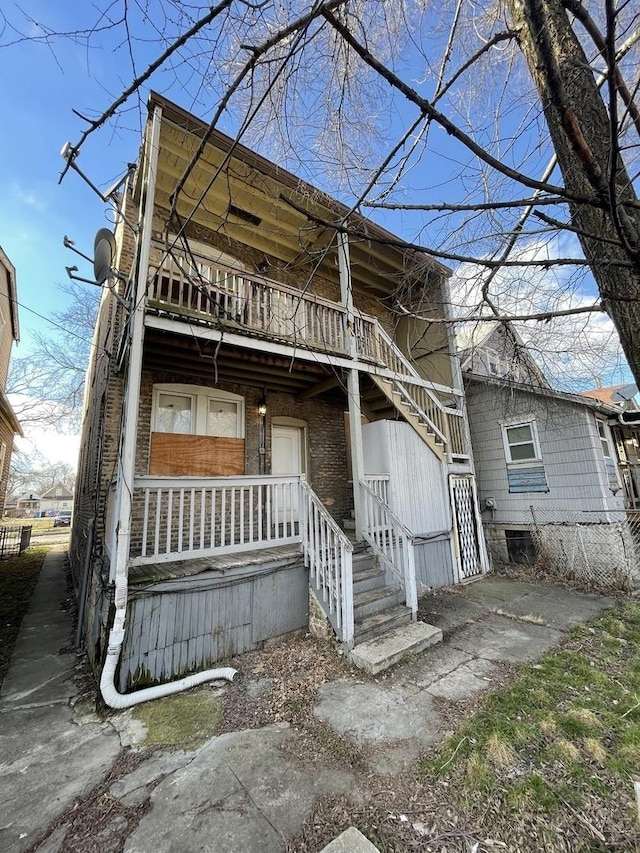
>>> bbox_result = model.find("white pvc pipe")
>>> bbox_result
[100,631,236,709]
[99,103,237,709]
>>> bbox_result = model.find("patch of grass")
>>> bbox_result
[507,773,561,813]
[132,690,221,749]
[2,518,57,537]
[0,545,48,686]
[419,600,640,846]
[485,732,517,768]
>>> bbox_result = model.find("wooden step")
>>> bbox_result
[354,604,412,644]
[352,564,385,595]
[354,586,404,620]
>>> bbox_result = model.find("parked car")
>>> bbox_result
[53,510,72,528]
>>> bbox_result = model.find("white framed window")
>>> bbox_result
[502,420,541,463]
[152,384,244,438]
[155,392,194,434]
[596,419,613,459]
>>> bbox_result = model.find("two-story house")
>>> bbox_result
[70,93,487,707]
[0,247,22,513]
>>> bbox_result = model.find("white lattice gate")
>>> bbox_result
[449,475,487,582]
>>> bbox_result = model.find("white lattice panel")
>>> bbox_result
[451,476,483,580]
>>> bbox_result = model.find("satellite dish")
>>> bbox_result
[93,229,116,284]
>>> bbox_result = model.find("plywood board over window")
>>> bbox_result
[149,433,245,476]
[149,383,246,475]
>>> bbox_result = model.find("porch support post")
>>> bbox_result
[338,230,364,539]
[347,368,365,539]
[111,105,162,600]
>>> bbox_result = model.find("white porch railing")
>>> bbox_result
[300,480,354,648]
[149,248,348,354]
[132,475,301,564]
[360,479,418,619]
[367,325,468,460]
[131,474,355,647]
[364,474,390,505]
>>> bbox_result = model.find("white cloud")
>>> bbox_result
[448,237,630,390]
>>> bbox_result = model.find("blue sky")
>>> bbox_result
[0,4,141,356]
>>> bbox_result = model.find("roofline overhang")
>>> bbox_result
[464,371,618,416]
[144,91,452,282]
[0,388,23,436]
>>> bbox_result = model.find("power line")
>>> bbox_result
[15,298,98,349]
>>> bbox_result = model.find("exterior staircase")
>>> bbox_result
[369,374,447,461]
[349,549,443,674]
[352,551,411,644]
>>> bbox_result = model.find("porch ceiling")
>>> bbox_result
[140,93,450,298]
[143,326,346,398]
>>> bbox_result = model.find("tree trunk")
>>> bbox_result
[507,0,640,383]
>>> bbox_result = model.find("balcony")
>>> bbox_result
[144,245,470,462]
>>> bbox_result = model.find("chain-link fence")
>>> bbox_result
[528,506,640,590]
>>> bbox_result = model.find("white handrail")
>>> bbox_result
[300,479,354,648]
[360,479,418,618]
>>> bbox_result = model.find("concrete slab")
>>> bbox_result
[315,680,440,746]
[109,752,195,807]
[321,826,380,852]
[496,586,612,631]
[463,578,537,605]
[349,621,442,674]
[425,657,495,701]
[123,725,352,853]
[448,614,563,663]
[419,593,490,635]
[0,548,121,853]
[0,651,78,707]
[0,703,120,852]
[393,644,473,692]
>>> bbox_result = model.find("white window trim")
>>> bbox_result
[500,418,542,465]
[152,383,245,438]
[596,418,613,459]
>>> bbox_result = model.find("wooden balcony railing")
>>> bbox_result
[148,249,350,355]
[146,246,469,459]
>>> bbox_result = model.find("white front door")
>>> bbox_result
[272,425,303,523]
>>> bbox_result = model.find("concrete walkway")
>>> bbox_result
[0,548,121,853]
[0,552,613,852]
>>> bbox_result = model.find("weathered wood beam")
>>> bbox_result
[295,375,343,401]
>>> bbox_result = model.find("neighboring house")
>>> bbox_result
[581,383,640,510]
[40,483,74,515]
[71,93,488,701]
[0,247,22,513]
[458,322,626,566]
[16,493,41,517]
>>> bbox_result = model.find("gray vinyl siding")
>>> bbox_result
[465,381,624,525]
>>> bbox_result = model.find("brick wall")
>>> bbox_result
[134,368,352,523]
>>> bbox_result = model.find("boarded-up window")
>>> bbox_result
[150,384,245,476]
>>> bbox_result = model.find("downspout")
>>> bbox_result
[100,104,236,708]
